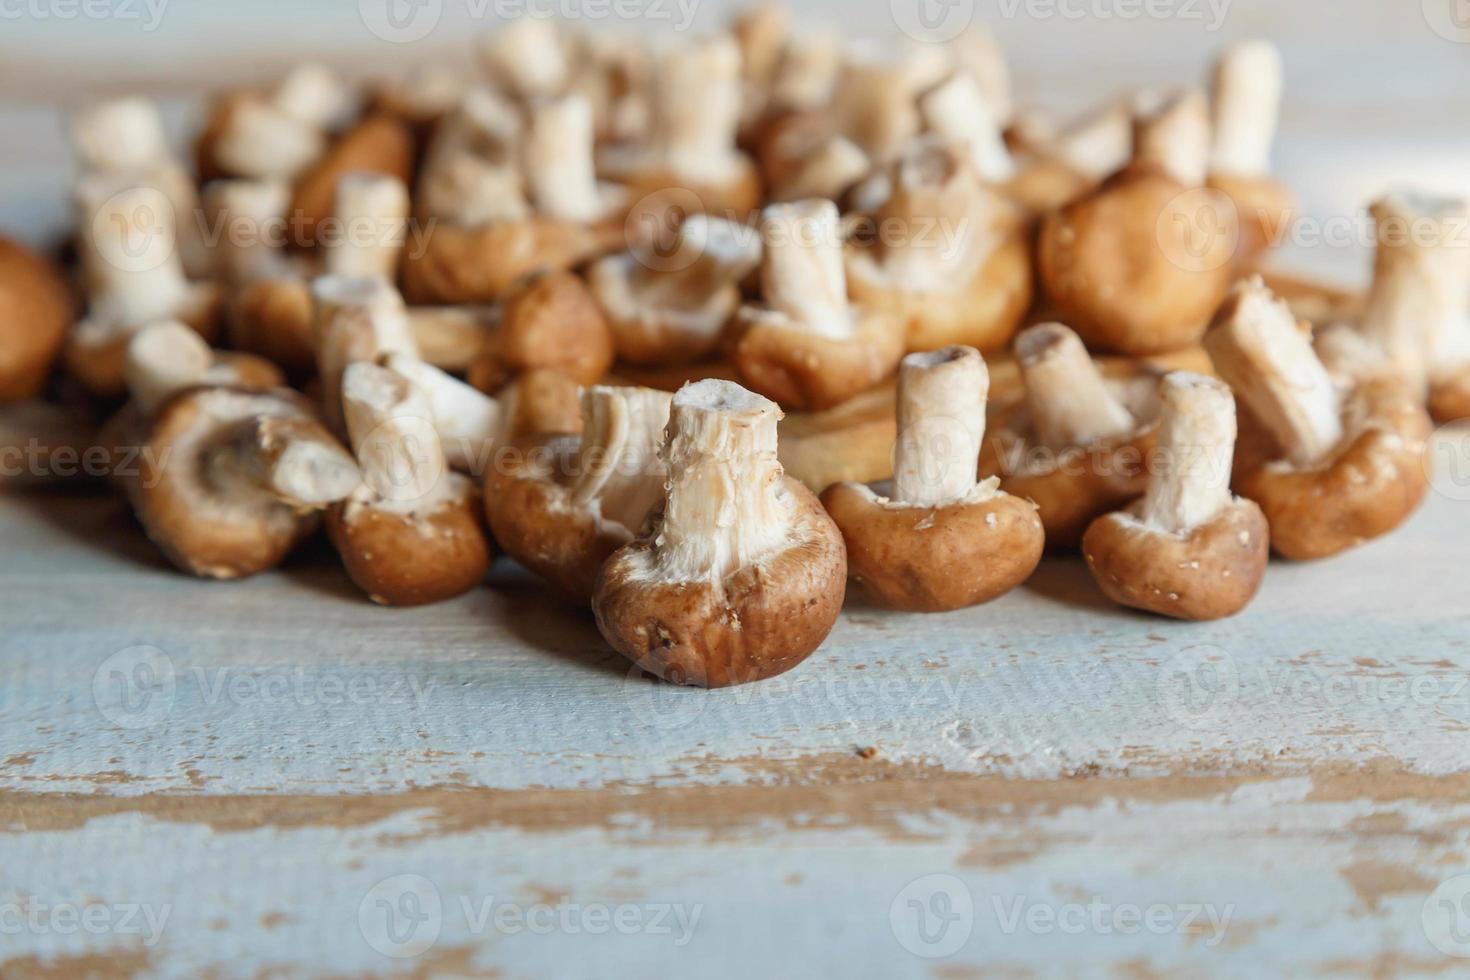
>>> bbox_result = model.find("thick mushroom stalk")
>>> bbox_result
[1017,323,1137,452]
[920,73,1014,184]
[206,413,364,511]
[313,275,420,434]
[485,384,672,600]
[892,347,988,506]
[329,362,491,606]
[381,353,500,474]
[735,200,904,410]
[769,30,842,114]
[77,179,193,327]
[481,18,568,100]
[655,36,744,184]
[214,98,326,181]
[525,95,609,223]
[1206,278,1432,561]
[123,320,214,418]
[835,43,933,164]
[1048,101,1132,182]
[273,63,354,130]
[1359,191,1470,389]
[325,173,410,281]
[206,179,292,285]
[71,97,170,174]
[1133,89,1211,188]
[820,347,1044,612]
[1210,41,1282,179]
[1203,278,1342,468]
[593,380,846,687]
[1082,372,1269,621]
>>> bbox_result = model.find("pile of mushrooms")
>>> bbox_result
[0,8,1457,686]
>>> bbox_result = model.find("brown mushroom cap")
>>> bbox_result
[0,236,73,402]
[1430,370,1470,424]
[132,387,334,579]
[401,216,615,306]
[468,270,615,393]
[1083,499,1269,620]
[821,481,1043,612]
[289,115,415,249]
[63,286,223,401]
[327,472,491,606]
[733,306,904,412]
[228,277,316,375]
[594,476,845,688]
[1038,168,1238,355]
[1237,378,1431,561]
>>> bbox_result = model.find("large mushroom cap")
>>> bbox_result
[0,236,72,403]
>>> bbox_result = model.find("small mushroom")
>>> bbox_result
[1207,41,1291,262]
[326,362,492,606]
[380,352,500,474]
[733,200,904,411]
[402,95,618,305]
[1083,372,1269,621]
[0,235,72,403]
[312,275,421,435]
[845,140,1032,353]
[982,323,1162,549]
[821,347,1043,612]
[1205,277,1431,560]
[919,72,1015,187]
[117,322,359,579]
[593,379,846,688]
[588,214,761,366]
[1038,90,1239,355]
[65,178,223,399]
[196,64,355,183]
[487,384,672,600]
[479,17,570,101]
[467,269,614,394]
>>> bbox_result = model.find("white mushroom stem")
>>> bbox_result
[770,30,842,113]
[572,385,673,533]
[1204,278,1342,468]
[525,95,605,223]
[1016,323,1137,451]
[636,214,762,302]
[208,415,363,509]
[77,179,192,327]
[775,136,871,203]
[657,380,791,584]
[482,18,568,100]
[124,321,213,417]
[206,179,291,285]
[70,97,169,174]
[893,347,989,507]
[314,275,420,433]
[214,98,326,181]
[1050,101,1132,180]
[656,36,743,182]
[920,74,1015,184]
[1133,89,1211,187]
[1139,373,1236,535]
[381,353,501,474]
[1360,191,1470,387]
[1210,40,1282,179]
[836,44,924,164]
[423,87,523,176]
[419,152,528,226]
[325,173,410,280]
[758,200,852,340]
[273,63,353,129]
[341,362,448,510]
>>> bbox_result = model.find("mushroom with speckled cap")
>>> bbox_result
[1083,372,1269,620]
[821,346,1043,612]
[593,379,846,688]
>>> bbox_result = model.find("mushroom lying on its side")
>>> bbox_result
[733,200,904,412]
[1083,373,1269,621]
[982,323,1162,549]
[326,363,492,606]
[593,379,846,688]
[1205,277,1431,561]
[0,236,72,402]
[821,347,1043,612]
[116,322,360,579]
[487,385,672,600]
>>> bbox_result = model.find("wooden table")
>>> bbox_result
[4,2,1470,976]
